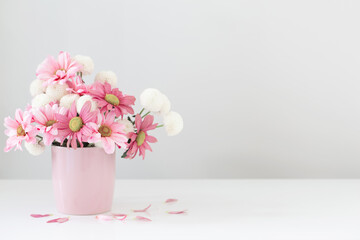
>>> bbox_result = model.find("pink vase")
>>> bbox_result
[52,146,116,215]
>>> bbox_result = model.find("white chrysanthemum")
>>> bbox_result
[60,94,80,109]
[164,111,184,136]
[73,55,94,75]
[116,119,134,134]
[31,93,52,108]
[95,141,103,148]
[140,88,164,112]
[76,95,98,113]
[94,71,117,87]
[24,141,45,156]
[46,83,69,101]
[159,94,171,116]
[30,79,46,97]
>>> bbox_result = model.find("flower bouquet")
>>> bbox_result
[3,51,183,214]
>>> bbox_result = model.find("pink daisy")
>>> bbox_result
[55,101,99,149]
[36,51,83,86]
[88,111,128,154]
[32,104,67,146]
[89,82,135,117]
[4,109,38,152]
[67,76,92,96]
[126,114,157,159]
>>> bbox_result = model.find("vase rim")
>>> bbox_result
[51,145,105,151]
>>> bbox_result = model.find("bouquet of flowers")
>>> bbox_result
[4,51,183,159]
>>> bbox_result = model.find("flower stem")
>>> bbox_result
[77,72,84,83]
[139,108,145,115]
[142,111,150,118]
[127,116,135,125]
[36,135,43,143]
[156,124,164,128]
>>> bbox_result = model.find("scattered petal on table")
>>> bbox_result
[47,217,69,223]
[167,210,187,214]
[30,214,52,218]
[133,204,151,212]
[112,213,127,217]
[96,215,114,221]
[134,216,152,222]
[113,214,127,221]
[165,199,178,204]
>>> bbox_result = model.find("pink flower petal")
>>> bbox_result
[30,214,52,218]
[96,215,114,221]
[165,199,178,204]
[132,204,151,213]
[112,213,127,217]
[167,210,187,214]
[47,217,69,223]
[135,216,152,222]
[113,214,127,221]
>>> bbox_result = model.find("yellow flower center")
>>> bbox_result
[105,94,120,106]
[69,117,83,132]
[17,125,26,136]
[136,131,146,146]
[99,125,112,137]
[45,120,57,127]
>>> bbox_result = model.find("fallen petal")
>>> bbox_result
[30,214,52,218]
[133,204,151,213]
[57,217,69,223]
[96,215,114,221]
[167,210,187,214]
[165,199,178,204]
[135,216,152,222]
[112,213,127,217]
[113,214,127,221]
[47,217,69,223]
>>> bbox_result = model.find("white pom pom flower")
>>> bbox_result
[31,93,52,108]
[76,95,98,113]
[95,141,103,148]
[164,111,184,136]
[140,88,164,112]
[30,79,46,97]
[159,94,171,116]
[94,71,117,87]
[60,94,80,109]
[116,119,134,134]
[24,141,45,156]
[46,83,69,101]
[73,55,94,75]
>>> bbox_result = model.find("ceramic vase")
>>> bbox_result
[52,146,115,215]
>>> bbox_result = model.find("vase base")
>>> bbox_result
[56,208,111,216]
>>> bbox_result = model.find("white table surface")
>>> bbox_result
[1,179,360,240]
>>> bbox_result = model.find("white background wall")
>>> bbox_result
[1,0,360,179]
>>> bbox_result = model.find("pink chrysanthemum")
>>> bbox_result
[67,76,92,96]
[88,111,128,154]
[36,51,82,86]
[89,82,135,117]
[126,114,157,159]
[32,104,67,146]
[55,101,99,149]
[4,109,38,152]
